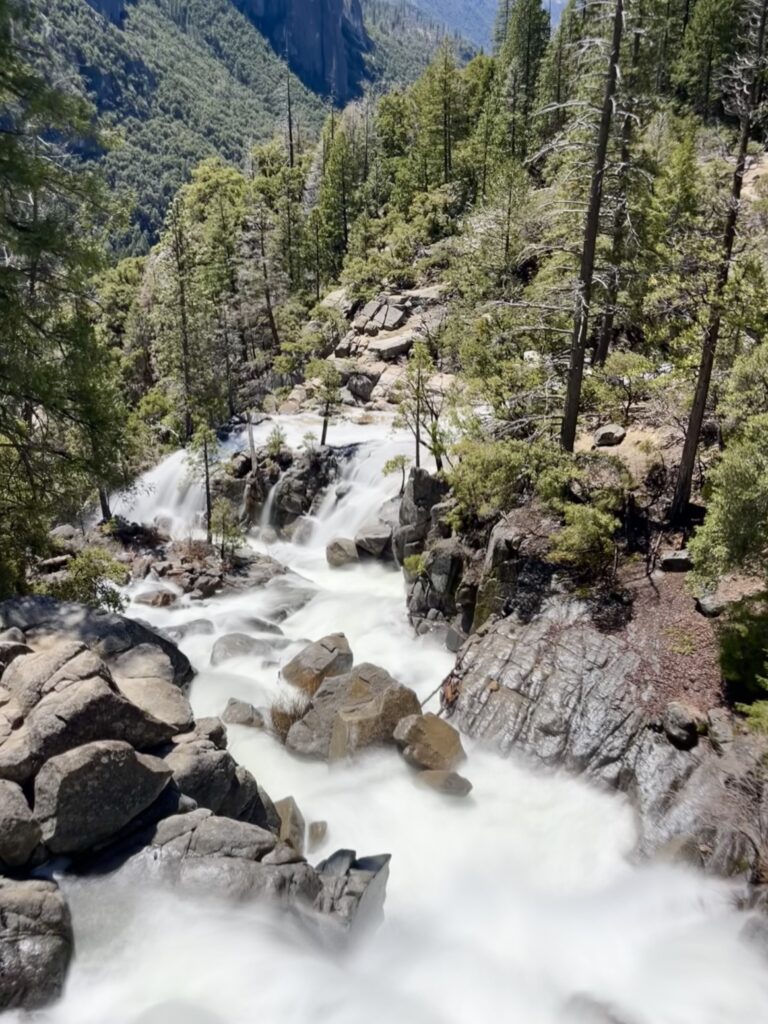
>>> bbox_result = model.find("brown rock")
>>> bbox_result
[394,713,466,771]
[274,796,305,855]
[281,634,353,695]
[416,770,473,797]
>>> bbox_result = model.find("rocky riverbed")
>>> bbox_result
[4,413,768,1023]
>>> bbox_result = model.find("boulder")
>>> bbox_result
[347,373,377,402]
[174,717,228,750]
[326,538,360,568]
[314,850,391,933]
[660,550,693,573]
[707,707,734,753]
[0,879,73,1011]
[221,698,264,728]
[367,330,416,361]
[0,664,177,783]
[163,741,237,814]
[394,713,466,771]
[0,780,41,867]
[134,588,178,608]
[0,596,193,689]
[281,634,353,695]
[287,663,421,760]
[0,641,32,679]
[355,521,393,559]
[34,740,171,854]
[210,633,279,667]
[111,676,194,734]
[662,702,703,750]
[275,796,305,855]
[308,820,328,851]
[218,765,274,829]
[594,424,627,447]
[164,619,215,642]
[416,770,473,797]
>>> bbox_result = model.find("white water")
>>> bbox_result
[20,414,768,1024]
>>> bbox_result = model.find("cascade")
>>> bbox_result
[24,414,768,1024]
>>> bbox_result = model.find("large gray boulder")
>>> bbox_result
[0,596,193,689]
[0,780,41,868]
[34,740,172,854]
[108,643,194,732]
[163,741,238,814]
[287,663,422,761]
[0,878,73,1011]
[0,644,177,783]
[355,521,393,560]
[445,597,768,887]
[281,634,353,695]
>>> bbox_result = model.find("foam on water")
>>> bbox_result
[24,413,768,1024]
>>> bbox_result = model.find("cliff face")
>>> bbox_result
[85,0,130,24]
[234,0,371,102]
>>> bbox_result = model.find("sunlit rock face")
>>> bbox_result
[233,0,371,101]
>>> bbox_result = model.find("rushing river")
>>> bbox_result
[17,414,768,1024]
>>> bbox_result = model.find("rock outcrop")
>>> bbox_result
[444,597,768,896]
[234,0,371,102]
[0,599,391,1009]
[287,661,421,760]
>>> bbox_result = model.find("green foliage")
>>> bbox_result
[403,553,427,578]
[210,497,245,563]
[0,0,129,597]
[448,438,572,522]
[592,351,654,424]
[383,454,411,495]
[266,425,287,457]
[718,596,768,704]
[35,548,128,613]
[549,506,619,578]
[37,0,326,252]
[689,418,768,586]
[674,0,744,117]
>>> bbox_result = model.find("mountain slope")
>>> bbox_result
[40,0,454,253]
[404,0,497,49]
[41,0,327,252]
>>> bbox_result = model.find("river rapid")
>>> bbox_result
[17,414,768,1024]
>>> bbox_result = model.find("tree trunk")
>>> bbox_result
[203,434,212,545]
[670,121,751,519]
[321,413,329,446]
[595,21,642,366]
[98,487,112,521]
[560,0,624,452]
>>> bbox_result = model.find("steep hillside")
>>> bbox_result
[405,0,497,48]
[40,0,452,253]
[41,0,327,252]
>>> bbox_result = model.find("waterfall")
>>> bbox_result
[26,413,768,1024]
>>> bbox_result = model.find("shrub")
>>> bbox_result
[717,595,768,704]
[448,438,572,522]
[266,424,287,457]
[210,498,245,564]
[35,547,128,613]
[270,692,309,744]
[549,505,619,578]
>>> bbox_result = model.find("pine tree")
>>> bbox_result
[0,0,126,593]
